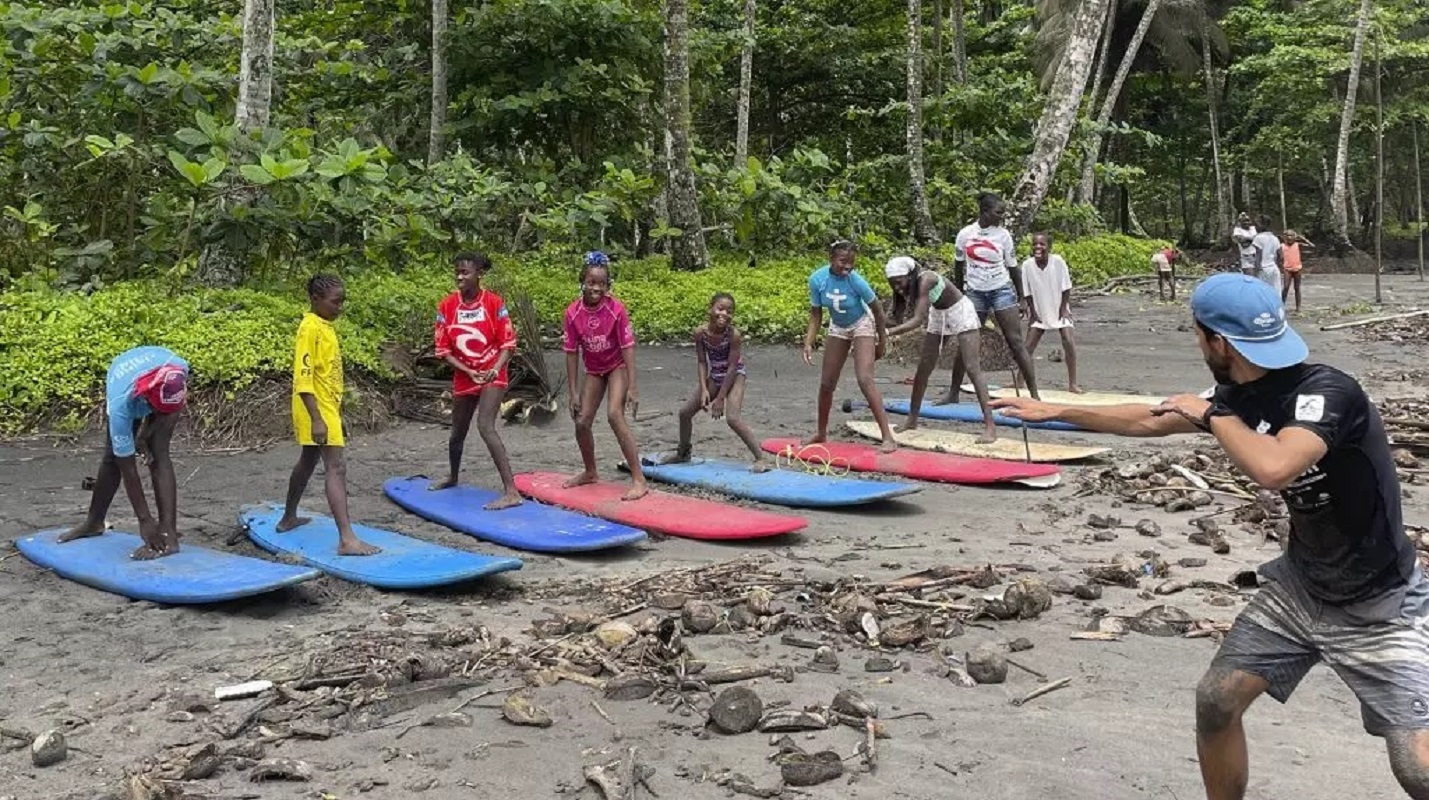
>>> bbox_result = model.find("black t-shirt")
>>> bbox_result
[1211,363,1414,606]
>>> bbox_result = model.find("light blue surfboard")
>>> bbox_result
[879,399,1086,431]
[627,454,922,508]
[238,505,523,589]
[16,528,320,604]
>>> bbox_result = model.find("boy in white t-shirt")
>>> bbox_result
[1019,233,1082,394]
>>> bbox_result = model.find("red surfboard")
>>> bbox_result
[759,439,1061,488]
[513,473,808,540]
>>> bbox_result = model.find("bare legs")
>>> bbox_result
[676,375,767,470]
[805,336,896,452]
[565,368,648,499]
[277,445,380,556]
[1194,666,1268,800]
[430,390,521,509]
[1281,271,1302,312]
[1025,326,1082,394]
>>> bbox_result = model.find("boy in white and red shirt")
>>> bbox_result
[562,251,647,500]
[429,252,522,509]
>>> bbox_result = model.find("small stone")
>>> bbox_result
[864,657,897,673]
[831,689,878,718]
[1000,578,1053,620]
[942,620,966,638]
[31,730,66,767]
[745,587,777,616]
[682,601,720,634]
[593,621,639,650]
[1211,536,1231,555]
[1093,529,1118,542]
[1193,518,1222,535]
[757,709,828,732]
[248,758,312,782]
[1128,604,1194,637]
[780,750,844,787]
[880,615,931,647]
[727,606,757,631]
[1087,514,1120,529]
[1135,519,1162,537]
[165,711,195,724]
[708,687,763,735]
[1072,584,1102,601]
[426,712,472,728]
[1045,575,1077,595]
[603,674,658,701]
[780,632,822,649]
[966,644,1008,685]
[501,694,553,728]
[1208,595,1237,607]
[180,743,221,780]
[1008,637,1034,653]
[650,593,689,610]
[808,646,839,673]
[1178,557,1208,568]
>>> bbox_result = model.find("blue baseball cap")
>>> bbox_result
[1190,273,1307,369]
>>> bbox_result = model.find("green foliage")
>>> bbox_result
[0,235,1165,431]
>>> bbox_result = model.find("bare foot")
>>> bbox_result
[338,537,382,556]
[750,460,772,473]
[901,417,920,431]
[976,430,998,445]
[665,448,693,464]
[563,471,598,489]
[428,476,458,490]
[621,482,649,501]
[57,523,105,543]
[1068,384,1085,394]
[800,432,827,447]
[936,393,956,406]
[879,438,899,454]
[275,515,311,533]
[483,492,523,511]
[130,542,178,561]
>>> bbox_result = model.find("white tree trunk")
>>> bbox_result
[236,0,275,132]
[428,0,449,165]
[664,0,709,270]
[1331,0,1372,247]
[1202,16,1229,243]
[906,0,938,244]
[951,0,967,84]
[735,0,756,166]
[1067,0,1115,204]
[1074,0,1159,205]
[1008,0,1111,238]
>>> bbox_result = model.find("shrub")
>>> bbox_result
[0,235,1170,433]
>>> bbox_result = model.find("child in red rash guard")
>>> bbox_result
[429,252,522,509]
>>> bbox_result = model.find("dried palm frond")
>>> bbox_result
[503,291,562,425]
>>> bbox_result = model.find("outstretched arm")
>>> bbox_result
[990,397,1204,438]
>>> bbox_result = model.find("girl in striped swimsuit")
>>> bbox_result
[670,292,769,471]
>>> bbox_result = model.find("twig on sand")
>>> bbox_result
[395,685,522,739]
[592,700,615,725]
[933,761,959,777]
[1011,677,1072,707]
[861,717,878,773]
[1006,658,1046,681]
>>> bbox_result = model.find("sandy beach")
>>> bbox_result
[2,272,1427,800]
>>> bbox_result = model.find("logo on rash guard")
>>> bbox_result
[1294,394,1325,423]
[453,326,489,359]
[826,288,847,314]
[965,240,1002,266]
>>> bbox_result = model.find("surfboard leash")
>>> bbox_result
[776,443,852,477]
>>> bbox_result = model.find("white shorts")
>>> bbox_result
[1152,253,1171,273]
[927,297,980,337]
[1258,266,1282,294]
[828,314,876,340]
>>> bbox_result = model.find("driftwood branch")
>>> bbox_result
[1319,308,1429,331]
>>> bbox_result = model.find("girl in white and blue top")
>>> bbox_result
[802,240,898,452]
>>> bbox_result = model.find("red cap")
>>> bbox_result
[137,365,188,413]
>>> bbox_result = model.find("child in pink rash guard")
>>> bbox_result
[561,252,648,500]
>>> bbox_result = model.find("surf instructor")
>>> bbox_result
[992,273,1429,800]
[59,346,189,560]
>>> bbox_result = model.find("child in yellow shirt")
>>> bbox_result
[275,274,380,556]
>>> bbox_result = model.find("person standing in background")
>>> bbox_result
[1280,230,1312,313]
[1251,214,1283,295]
[1232,213,1258,276]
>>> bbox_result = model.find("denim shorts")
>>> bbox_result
[966,284,1019,316]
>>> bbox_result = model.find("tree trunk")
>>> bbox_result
[1067,0,1115,204]
[1277,150,1287,230]
[428,0,449,165]
[663,0,709,271]
[1008,0,1110,238]
[1201,16,1229,244]
[1415,117,1425,281]
[1373,26,1382,301]
[906,0,938,244]
[951,0,967,84]
[1074,0,1158,205]
[1331,0,1372,249]
[735,0,756,166]
[235,0,274,132]
[932,0,944,100]
[198,0,273,287]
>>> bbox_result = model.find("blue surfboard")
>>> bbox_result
[627,454,923,508]
[880,399,1086,431]
[383,477,648,553]
[15,528,321,604]
[238,505,523,589]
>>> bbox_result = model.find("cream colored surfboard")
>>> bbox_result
[960,384,1163,407]
[844,420,1111,463]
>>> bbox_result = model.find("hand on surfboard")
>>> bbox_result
[989,396,1060,422]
